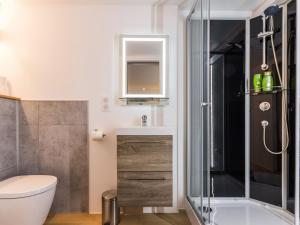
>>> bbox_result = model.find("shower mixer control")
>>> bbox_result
[259,102,271,111]
[261,120,269,127]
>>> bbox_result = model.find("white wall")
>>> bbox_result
[0,0,183,213]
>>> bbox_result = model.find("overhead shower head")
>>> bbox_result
[264,4,280,16]
[263,0,290,16]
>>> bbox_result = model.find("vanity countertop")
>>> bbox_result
[115,127,175,135]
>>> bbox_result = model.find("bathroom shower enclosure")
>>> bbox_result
[185,0,300,225]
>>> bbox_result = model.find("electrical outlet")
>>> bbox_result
[101,96,110,112]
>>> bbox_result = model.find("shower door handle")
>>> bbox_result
[201,102,210,107]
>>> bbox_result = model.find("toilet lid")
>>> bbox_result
[0,175,57,199]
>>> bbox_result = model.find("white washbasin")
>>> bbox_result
[115,127,175,135]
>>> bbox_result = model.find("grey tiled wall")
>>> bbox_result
[0,98,18,180]
[19,101,89,213]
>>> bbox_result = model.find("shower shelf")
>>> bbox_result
[118,97,169,105]
[244,87,287,96]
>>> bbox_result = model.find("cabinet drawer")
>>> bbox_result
[117,172,172,207]
[117,135,172,172]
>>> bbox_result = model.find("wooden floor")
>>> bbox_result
[44,211,191,225]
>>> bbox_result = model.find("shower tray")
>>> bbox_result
[186,198,294,225]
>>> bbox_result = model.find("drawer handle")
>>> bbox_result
[126,178,167,181]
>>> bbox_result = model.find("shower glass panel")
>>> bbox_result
[250,12,283,207]
[187,0,211,223]
[210,20,246,197]
[287,0,296,213]
[187,17,203,215]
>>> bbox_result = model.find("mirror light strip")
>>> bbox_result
[121,36,167,98]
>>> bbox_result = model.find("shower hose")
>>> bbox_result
[261,15,289,155]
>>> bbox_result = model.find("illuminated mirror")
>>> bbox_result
[121,35,168,99]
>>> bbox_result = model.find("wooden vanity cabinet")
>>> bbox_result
[117,135,173,207]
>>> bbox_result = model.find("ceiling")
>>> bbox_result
[181,0,267,11]
[91,0,184,4]
[210,0,265,11]
[19,0,186,4]
[18,0,268,13]
[18,0,266,10]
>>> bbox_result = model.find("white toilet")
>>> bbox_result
[0,175,57,225]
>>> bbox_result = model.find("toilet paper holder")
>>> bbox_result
[91,129,106,141]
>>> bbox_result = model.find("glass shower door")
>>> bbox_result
[187,0,211,223]
[202,0,211,223]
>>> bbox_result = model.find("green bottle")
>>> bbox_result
[262,71,273,92]
[253,73,263,93]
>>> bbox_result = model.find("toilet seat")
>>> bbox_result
[0,175,57,199]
